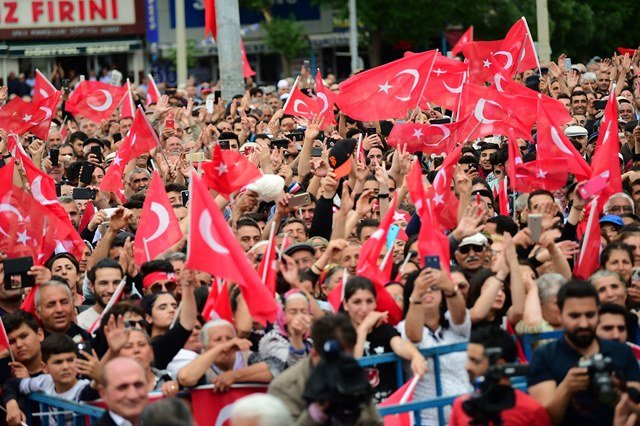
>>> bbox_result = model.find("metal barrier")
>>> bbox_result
[27,392,105,425]
[520,330,563,360]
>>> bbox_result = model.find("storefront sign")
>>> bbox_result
[0,0,145,39]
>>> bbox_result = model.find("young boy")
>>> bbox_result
[4,333,100,426]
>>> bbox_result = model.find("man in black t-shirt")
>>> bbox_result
[528,280,640,426]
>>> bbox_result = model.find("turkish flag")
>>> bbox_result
[379,376,420,426]
[258,226,278,296]
[146,74,161,107]
[406,159,427,218]
[191,386,267,426]
[134,171,183,266]
[513,159,569,192]
[498,177,509,216]
[79,200,95,234]
[204,0,217,39]
[536,100,591,181]
[185,173,277,325]
[120,79,136,119]
[418,201,452,273]
[589,89,622,196]
[315,70,337,127]
[501,18,539,74]
[618,47,637,56]
[425,143,464,230]
[574,200,602,279]
[451,26,473,57]
[241,40,256,78]
[283,80,320,121]
[201,144,262,199]
[33,69,58,103]
[336,50,439,121]
[65,80,127,123]
[506,129,523,185]
[0,91,61,140]
[100,107,161,193]
[419,53,469,111]
[0,316,11,358]
[460,40,504,84]
[202,281,233,322]
[327,270,348,313]
[387,117,467,155]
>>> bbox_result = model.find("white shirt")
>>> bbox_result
[167,348,199,380]
[19,375,91,426]
[396,310,473,425]
[76,306,100,331]
[109,411,133,426]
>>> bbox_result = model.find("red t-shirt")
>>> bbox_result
[449,389,551,426]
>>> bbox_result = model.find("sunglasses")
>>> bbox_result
[471,190,493,199]
[459,244,485,254]
[124,320,146,329]
[150,281,177,294]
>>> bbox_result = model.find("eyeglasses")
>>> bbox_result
[124,319,146,329]
[608,206,632,214]
[459,244,485,254]
[150,281,177,294]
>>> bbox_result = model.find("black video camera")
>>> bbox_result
[578,353,616,405]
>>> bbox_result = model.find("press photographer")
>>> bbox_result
[528,280,640,425]
[450,326,550,425]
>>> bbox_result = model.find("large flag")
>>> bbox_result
[204,0,217,39]
[202,143,262,199]
[282,78,320,121]
[146,74,161,106]
[379,376,420,426]
[33,69,58,102]
[133,171,183,266]
[451,26,473,57]
[574,200,601,279]
[418,52,469,112]
[513,159,569,192]
[336,50,439,120]
[0,91,61,140]
[387,117,468,155]
[185,173,277,325]
[425,143,464,230]
[589,89,622,196]
[202,281,233,322]
[120,79,135,119]
[65,80,127,123]
[100,107,160,193]
[314,70,337,127]
[257,225,278,296]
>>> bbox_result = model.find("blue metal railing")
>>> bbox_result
[521,330,563,360]
[28,392,105,425]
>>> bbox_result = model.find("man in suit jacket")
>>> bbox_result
[94,357,149,426]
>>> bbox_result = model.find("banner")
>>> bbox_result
[191,385,267,426]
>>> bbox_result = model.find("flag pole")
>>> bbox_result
[399,251,415,276]
[262,224,275,284]
[379,237,396,271]
[88,277,127,335]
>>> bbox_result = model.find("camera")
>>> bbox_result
[462,348,529,426]
[578,353,616,405]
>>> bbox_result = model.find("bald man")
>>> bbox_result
[95,357,149,426]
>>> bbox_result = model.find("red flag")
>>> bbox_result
[327,270,348,313]
[133,171,183,266]
[258,226,278,296]
[202,144,262,199]
[33,69,57,103]
[498,177,509,216]
[282,78,320,121]
[387,118,467,155]
[419,53,469,112]
[417,201,452,274]
[513,159,568,193]
[459,40,503,84]
[204,0,217,39]
[574,200,601,279]
[536,101,591,181]
[628,342,640,360]
[146,74,161,107]
[202,281,233,322]
[0,315,12,359]
[65,80,127,123]
[241,41,256,78]
[617,47,637,56]
[20,286,37,315]
[503,18,539,73]
[380,376,420,426]
[0,91,61,140]
[78,200,95,234]
[590,89,622,195]
[506,129,523,185]
[451,26,473,57]
[100,107,161,193]
[185,173,277,325]
[120,79,135,119]
[425,143,464,230]
[191,386,266,426]
[336,50,438,121]
[315,70,337,127]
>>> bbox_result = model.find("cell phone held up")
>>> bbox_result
[3,256,35,290]
[528,214,543,243]
[90,145,102,163]
[578,175,608,200]
[289,192,311,209]
[271,139,290,150]
[49,148,59,167]
[79,162,96,185]
[423,256,441,270]
[72,187,97,200]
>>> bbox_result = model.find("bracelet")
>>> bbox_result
[493,275,505,283]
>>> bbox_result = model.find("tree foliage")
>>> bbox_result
[263,16,308,75]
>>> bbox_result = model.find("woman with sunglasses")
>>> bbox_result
[399,267,472,425]
[341,276,427,403]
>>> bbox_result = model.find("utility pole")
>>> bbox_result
[216,0,244,102]
[349,0,358,73]
[536,0,551,63]
[175,0,187,85]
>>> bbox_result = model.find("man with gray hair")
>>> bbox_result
[58,196,81,230]
[515,273,567,335]
[126,167,151,196]
[35,280,91,342]
[603,192,635,216]
[230,393,292,426]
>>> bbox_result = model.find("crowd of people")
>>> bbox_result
[1,33,640,426]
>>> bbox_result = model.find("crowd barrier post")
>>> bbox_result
[28,392,105,425]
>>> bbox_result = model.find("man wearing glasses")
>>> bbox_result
[140,260,178,296]
[603,192,635,216]
[454,233,490,278]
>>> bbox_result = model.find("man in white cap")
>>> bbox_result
[564,125,589,154]
[454,233,490,277]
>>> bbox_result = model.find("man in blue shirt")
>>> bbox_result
[528,279,640,425]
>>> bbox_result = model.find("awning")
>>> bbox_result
[3,39,143,58]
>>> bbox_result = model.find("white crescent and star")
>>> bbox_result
[317,93,329,115]
[492,51,514,70]
[393,69,419,102]
[145,202,170,243]
[550,126,574,155]
[199,210,230,254]
[293,100,314,117]
[474,98,503,124]
[493,74,507,93]
[31,176,57,205]
[0,203,25,238]
[442,79,464,94]
[87,89,113,112]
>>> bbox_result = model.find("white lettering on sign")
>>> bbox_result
[0,0,135,28]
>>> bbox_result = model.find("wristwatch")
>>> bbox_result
[444,285,459,298]
[409,297,423,305]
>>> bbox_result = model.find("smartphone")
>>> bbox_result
[103,207,118,219]
[287,130,305,142]
[90,145,102,163]
[3,256,35,290]
[272,138,290,149]
[564,57,572,70]
[317,131,325,142]
[289,192,311,208]
[55,182,62,197]
[181,190,189,206]
[423,255,441,270]
[214,90,222,103]
[113,133,122,143]
[79,162,96,185]
[364,127,376,136]
[61,79,70,92]
[528,214,543,243]
[72,187,97,200]
[219,139,230,150]
[578,174,608,199]
[594,100,607,110]
[540,67,549,75]
[206,99,214,114]
[311,147,323,157]
[186,152,205,162]
[49,148,59,167]
[165,113,175,129]
[430,118,451,125]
